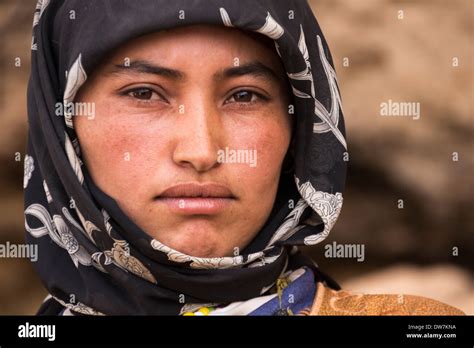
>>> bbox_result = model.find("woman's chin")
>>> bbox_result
[153,227,235,258]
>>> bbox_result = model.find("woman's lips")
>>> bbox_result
[155,182,235,215]
[155,197,233,215]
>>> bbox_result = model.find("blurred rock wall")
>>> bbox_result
[307,0,473,265]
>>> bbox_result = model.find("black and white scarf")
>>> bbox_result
[25,0,347,315]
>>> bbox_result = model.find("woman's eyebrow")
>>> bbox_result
[108,60,185,80]
[216,61,282,83]
[107,60,281,83]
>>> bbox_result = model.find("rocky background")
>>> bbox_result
[0,0,472,314]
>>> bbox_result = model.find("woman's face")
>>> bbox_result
[75,25,292,257]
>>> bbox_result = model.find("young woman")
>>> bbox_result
[25,0,464,315]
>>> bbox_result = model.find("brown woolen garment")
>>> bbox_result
[307,282,465,315]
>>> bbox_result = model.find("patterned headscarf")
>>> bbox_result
[25,0,347,315]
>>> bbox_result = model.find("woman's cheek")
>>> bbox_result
[79,112,140,186]
[228,124,287,190]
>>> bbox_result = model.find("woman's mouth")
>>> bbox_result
[154,182,236,215]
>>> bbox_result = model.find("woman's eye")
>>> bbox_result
[126,87,160,101]
[226,90,264,104]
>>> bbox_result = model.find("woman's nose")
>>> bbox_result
[172,100,222,172]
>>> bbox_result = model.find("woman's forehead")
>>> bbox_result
[109,25,279,63]
[91,24,287,83]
